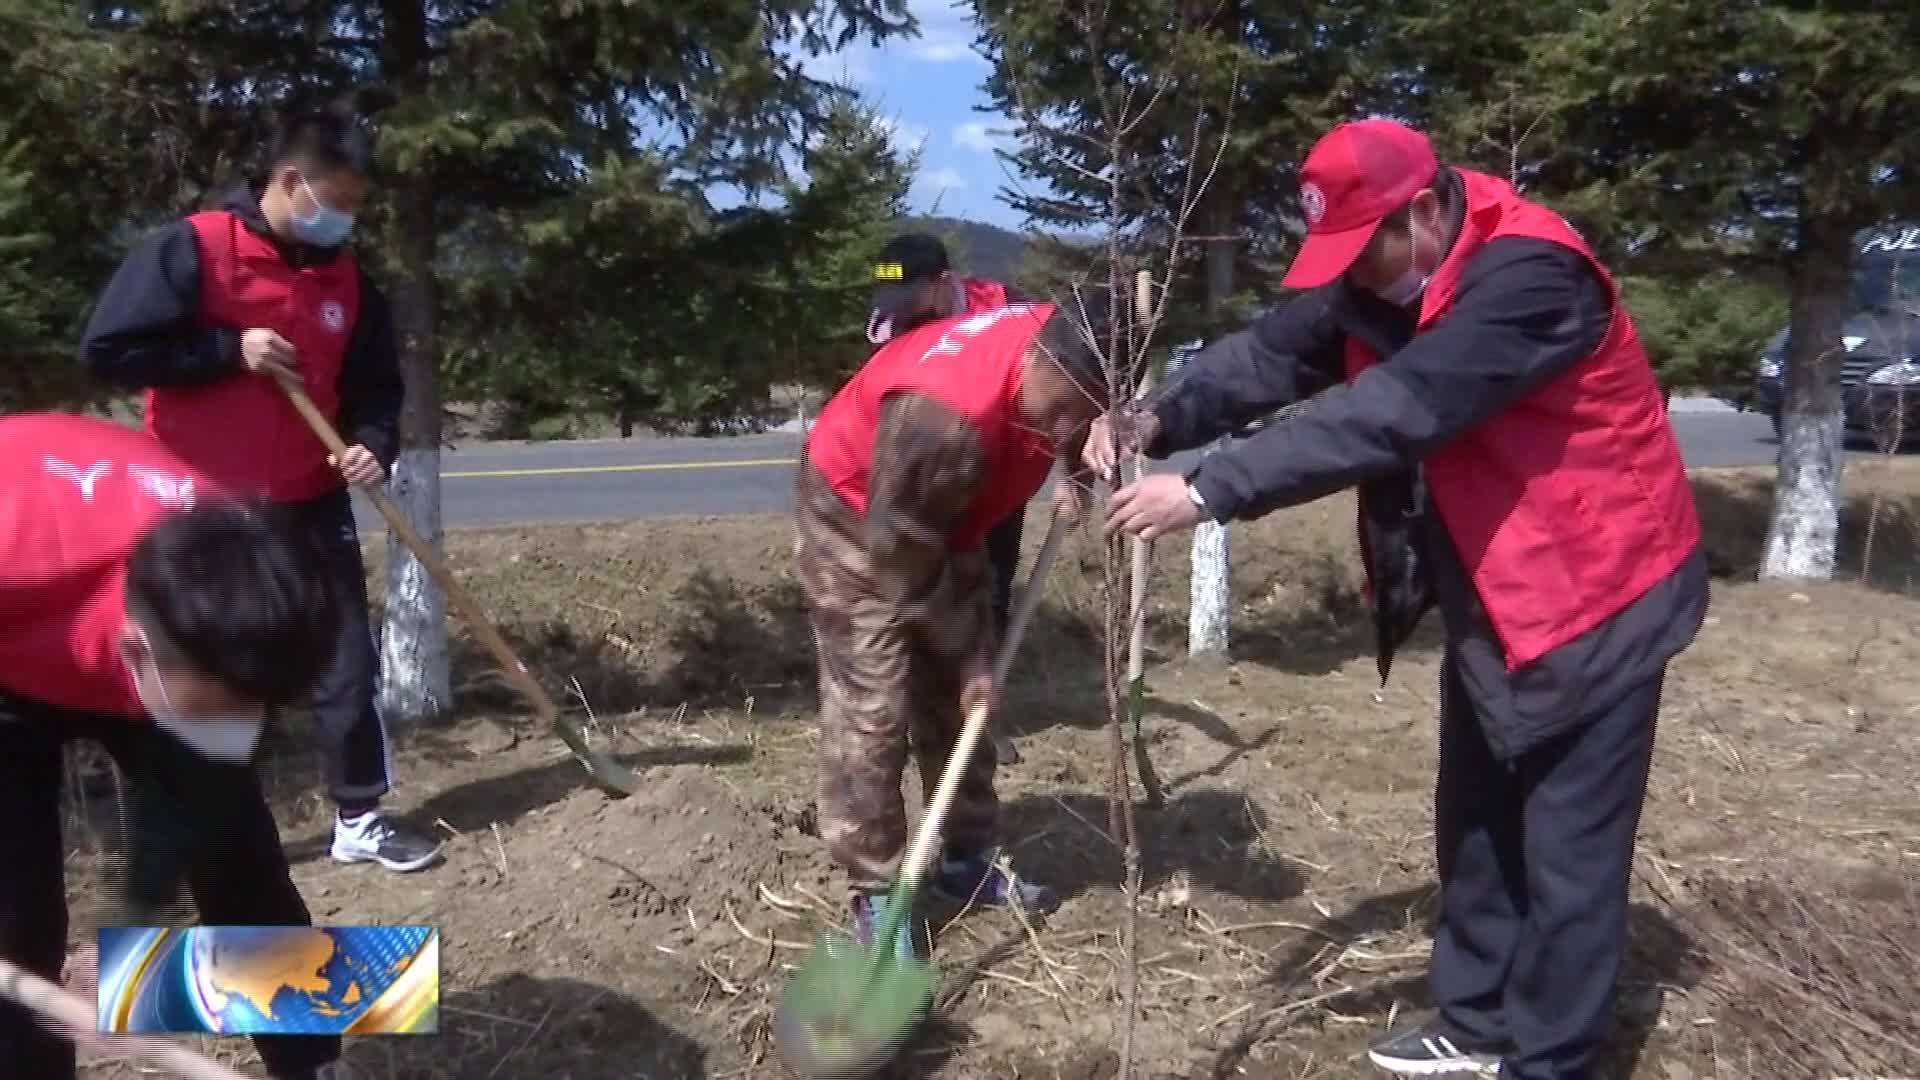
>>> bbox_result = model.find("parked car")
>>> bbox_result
[1749,224,1920,451]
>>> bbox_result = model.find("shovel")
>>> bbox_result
[0,958,250,1080]
[275,376,639,797]
[772,511,1069,1080]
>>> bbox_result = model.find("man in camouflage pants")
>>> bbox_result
[797,302,1103,953]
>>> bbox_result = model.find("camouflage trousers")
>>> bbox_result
[794,461,1000,892]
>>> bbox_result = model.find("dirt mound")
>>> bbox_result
[434,765,829,971]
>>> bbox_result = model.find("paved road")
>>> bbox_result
[350,409,1795,530]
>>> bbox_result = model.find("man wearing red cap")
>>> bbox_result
[1087,118,1707,1078]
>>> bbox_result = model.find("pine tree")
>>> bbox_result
[80,0,915,720]
[0,1,177,410]
[1527,1,1920,580]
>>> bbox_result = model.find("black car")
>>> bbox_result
[1749,224,1920,451]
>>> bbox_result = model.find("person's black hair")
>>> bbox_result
[268,108,374,179]
[125,500,342,709]
[1032,309,1111,405]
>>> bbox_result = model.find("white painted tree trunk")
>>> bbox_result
[379,449,451,720]
[1759,211,1854,582]
[1189,438,1230,658]
[1187,193,1238,659]
[1759,405,1845,579]
[377,163,449,724]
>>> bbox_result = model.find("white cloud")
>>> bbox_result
[783,13,877,87]
[902,0,986,65]
[953,120,1011,153]
[921,167,968,191]
[796,47,875,87]
[910,37,977,62]
[877,116,930,155]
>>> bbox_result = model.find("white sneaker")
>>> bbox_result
[330,811,441,873]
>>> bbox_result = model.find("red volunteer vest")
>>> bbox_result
[0,414,225,719]
[1345,170,1701,670]
[145,211,361,503]
[809,302,1059,550]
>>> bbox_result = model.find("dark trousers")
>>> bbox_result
[288,489,391,808]
[1428,656,1664,1080]
[985,507,1026,636]
[0,692,338,1079]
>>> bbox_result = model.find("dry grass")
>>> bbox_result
[58,459,1920,1080]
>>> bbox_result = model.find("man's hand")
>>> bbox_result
[332,444,386,486]
[1081,407,1162,482]
[240,328,299,382]
[1051,476,1086,525]
[1106,473,1205,540]
[960,657,998,719]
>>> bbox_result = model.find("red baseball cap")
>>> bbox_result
[1280,118,1440,290]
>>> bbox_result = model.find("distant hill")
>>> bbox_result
[895,215,1033,285]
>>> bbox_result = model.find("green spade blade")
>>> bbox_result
[774,930,937,1080]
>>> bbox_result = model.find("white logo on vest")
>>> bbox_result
[43,457,112,502]
[1300,182,1327,227]
[127,465,197,510]
[320,300,347,334]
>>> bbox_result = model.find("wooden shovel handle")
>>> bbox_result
[0,959,250,1080]
[274,377,563,726]
[899,511,1070,887]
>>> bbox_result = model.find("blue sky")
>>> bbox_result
[794,0,1030,228]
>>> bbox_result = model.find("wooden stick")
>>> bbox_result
[1127,269,1165,809]
[273,376,637,796]
[0,959,250,1080]
[900,514,1069,887]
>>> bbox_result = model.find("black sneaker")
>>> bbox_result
[330,811,442,873]
[1367,1026,1502,1075]
[931,848,1059,914]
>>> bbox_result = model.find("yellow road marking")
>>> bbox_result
[441,457,797,480]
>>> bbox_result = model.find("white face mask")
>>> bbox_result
[1373,208,1436,309]
[124,625,265,764]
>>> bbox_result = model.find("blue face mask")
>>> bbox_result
[291,177,355,247]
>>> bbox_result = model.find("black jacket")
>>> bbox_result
[1148,180,1705,758]
[78,187,404,470]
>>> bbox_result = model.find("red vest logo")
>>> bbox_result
[127,464,198,510]
[916,304,1041,364]
[320,300,347,334]
[43,457,112,502]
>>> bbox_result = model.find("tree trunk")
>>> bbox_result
[1187,463,1230,656]
[376,0,450,721]
[1760,210,1855,581]
[1188,196,1235,659]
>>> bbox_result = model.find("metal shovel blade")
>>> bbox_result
[772,931,936,1080]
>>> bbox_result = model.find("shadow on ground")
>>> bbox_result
[999,789,1307,909]
[340,971,706,1079]
[1199,887,1709,1079]
[277,740,752,867]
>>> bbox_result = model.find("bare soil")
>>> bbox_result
[68,462,1920,1080]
